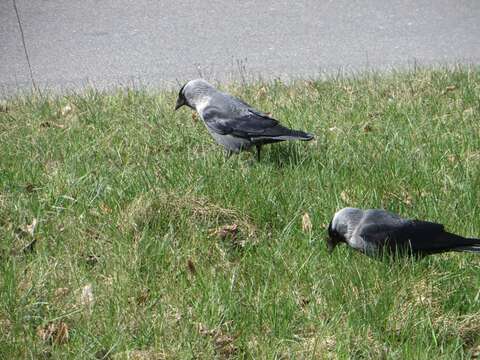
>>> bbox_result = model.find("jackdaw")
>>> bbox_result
[175,79,314,160]
[327,207,480,258]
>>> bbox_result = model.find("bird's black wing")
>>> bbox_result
[202,107,280,139]
[360,219,446,254]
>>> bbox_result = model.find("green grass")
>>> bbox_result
[1,67,480,359]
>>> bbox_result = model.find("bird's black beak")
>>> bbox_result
[327,238,337,254]
[174,97,185,111]
[175,83,188,111]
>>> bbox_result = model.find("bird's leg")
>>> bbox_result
[255,145,262,161]
[225,150,233,159]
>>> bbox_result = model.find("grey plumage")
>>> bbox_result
[175,79,314,160]
[327,207,480,258]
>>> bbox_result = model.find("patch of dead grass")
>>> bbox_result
[198,322,238,359]
[119,191,257,244]
[294,334,338,359]
[434,313,480,348]
[113,349,166,360]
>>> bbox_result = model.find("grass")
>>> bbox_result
[1,67,480,359]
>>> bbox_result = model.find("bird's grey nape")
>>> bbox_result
[180,79,215,108]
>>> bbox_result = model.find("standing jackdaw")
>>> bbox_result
[327,207,480,258]
[175,79,314,160]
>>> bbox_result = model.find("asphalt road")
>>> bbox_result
[1,0,479,95]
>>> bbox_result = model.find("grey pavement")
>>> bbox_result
[1,0,480,96]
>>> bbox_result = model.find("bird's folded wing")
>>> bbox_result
[362,220,445,250]
[202,107,279,138]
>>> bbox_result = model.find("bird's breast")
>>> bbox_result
[212,132,252,151]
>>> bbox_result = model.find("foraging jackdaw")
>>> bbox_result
[327,207,480,257]
[175,79,314,160]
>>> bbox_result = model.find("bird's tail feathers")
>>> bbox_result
[453,237,480,253]
[432,233,480,254]
[454,245,480,253]
[260,125,314,141]
[275,131,314,141]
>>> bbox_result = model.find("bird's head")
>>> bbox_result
[174,83,189,111]
[326,208,358,253]
[327,220,344,253]
[174,79,214,111]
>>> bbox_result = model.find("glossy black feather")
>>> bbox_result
[202,107,313,141]
[359,213,480,255]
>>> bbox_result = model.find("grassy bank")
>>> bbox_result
[1,67,480,359]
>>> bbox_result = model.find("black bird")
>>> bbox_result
[175,79,314,160]
[327,207,480,257]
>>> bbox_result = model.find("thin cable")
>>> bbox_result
[12,0,37,90]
